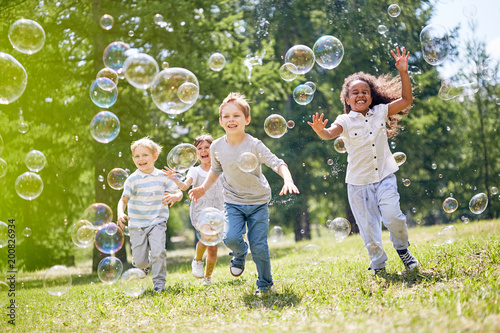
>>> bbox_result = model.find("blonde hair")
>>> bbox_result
[193,134,214,147]
[219,92,250,118]
[130,137,162,155]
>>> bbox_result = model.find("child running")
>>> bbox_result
[117,137,183,292]
[308,47,418,276]
[189,92,300,294]
[163,134,224,286]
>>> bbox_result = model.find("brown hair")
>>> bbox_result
[131,136,162,155]
[193,134,214,147]
[340,72,412,138]
[219,92,251,118]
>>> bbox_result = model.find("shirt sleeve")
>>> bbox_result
[334,114,348,136]
[121,177,134,199]
[210,143,223,177]
[186,167,196,186]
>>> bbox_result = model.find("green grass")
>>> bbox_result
[5,220,500,332]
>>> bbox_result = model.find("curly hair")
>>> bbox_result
[340,72,412,138]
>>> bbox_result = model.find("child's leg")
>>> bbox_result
[348,183,388,269]
[147,222,167,290]
[195,241,207,261]
[205,245,218,278]
[223,203,249,266]
[246,204,273,290]
[129,227,151,269]
[377,174,409,250]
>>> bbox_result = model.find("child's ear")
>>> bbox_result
[245,116,251,125]
[153,153,159,162]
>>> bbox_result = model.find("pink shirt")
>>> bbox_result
[334,104,398,185]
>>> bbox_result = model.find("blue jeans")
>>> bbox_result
[224,203,273,290]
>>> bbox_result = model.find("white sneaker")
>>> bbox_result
[202,277,212,286]
[192,259,204,279]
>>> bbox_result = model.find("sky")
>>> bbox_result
[430,0,500,76]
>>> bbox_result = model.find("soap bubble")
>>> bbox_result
[0,281,8,307]
[154,13,164,25]
[167,143,198,173]
[15,172,43,200]
[393,152,406,166]
[132,124,138,132]
[279,63,298,81]
[284,45,315,75]
[120,268,147,297]
[402,178,411,187]
[8,19,45,55]
[103,41,130,74]
[293,84,314,105]
[90,111,120,144]
[327,159,334,165]
[438,225,457,245]
[0,52,28,105]
[420,24,450,66]
[334,137,346,153]
[18,121,29,133]
[84,203,113,226]
[304,81,317,93]
[328,217,351,242]
[431,163,437,169]
[98,256,123,285]
[95,223,124,254]
[25,150,46,172]
[387,4,401,17]
[0,221,8,248]
[378,25,388,34]
[469,193,488,214]
[312,35,344,70]
[237,152,259,172]
[208,52,226,71]
[99,14,114,30]
[443,197,458,213]
[107,168,129,190]
[177,82,199,104]
[89,77,118,108]
[196,228,224,247]
[491,187,498,195]
[96,67,119,86]
[0,158,7,178]
[287,120,295,129]
[123,53,159,89]
[123,225,130,236]
[462,4,477,18]
[197,207,226,234]
[301,244,321,265]
[151,67,200,115]
[44,265,71,296]
[269,226,284,243]
[438,78,479,100]
[71,219,95,248]
[264,114,287,139]
[360,242,385,262]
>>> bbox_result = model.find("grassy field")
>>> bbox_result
[4,220,500,332]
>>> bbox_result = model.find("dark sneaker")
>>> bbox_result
[368,266,386,276]
[141,267,150,278]
[397,249,419,271]
[154,287,165,293]
[229,258,245,277]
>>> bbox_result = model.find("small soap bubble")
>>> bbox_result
[90,111,120,144]
[490,187,498,195]
[412,207,417,213]
[443,197,458,213]
[334,137,346,153]
[208,52,226,71]
[312,35,344,70]
[23,227,32,237]
[120,268,147,297]
[420,24,450,66]
[462,4,477,18]
[71,219,95,248]
[99,14,114,30]
[327,159,334,166]
[89,78,118,108]
[15,172,43,200]
[8,19,45,55]
[293,84,314,105]
[25,150,46,172]
[98,257,123,285]
[128,30,134,37]
[98,175,104,182]
[393,152,406,166]
[0,158,8,178]
[402,178,411,187]
[301,244,321,265]
[259,88,265,94]
[387,4,401,17]
[264,114,287,139]
[107,168,129,190]
[284,45,315,74]
[269,226,284,243]
[17,121,30,133]
[304,81,316,93]
[44,265,71,296]
[184,199,191,206]
[0,52,28,105]
[469,193,488,214]
[378,25,388,35]
[431,163,437,170]
[279,63,298,81]
[131,124,138,132]
[123,225,130,236]
[177,82,199,104]
[103,41,130,75]
[97,67,119,85]
[237,152,259,172]
[287,120,295,129]
[328,217,350,242]
[154,13,164,25]
[438,225,457,245]
[161,61,169,69]
[390,141,396,149]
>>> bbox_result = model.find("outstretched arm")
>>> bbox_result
[163,166,193,191]
[307,112,343,140]
[188,171,219,203]
[277,164,300,196]
[388,46,413,116]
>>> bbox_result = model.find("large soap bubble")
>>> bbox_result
[120,268,147,297]
[208,52,226,71]
[313,35,344,70]
[89,77,118,108]
[44,265,71,296]
[334,137,347,153]
[284,45,315,75]
[196,229,224,247]
[264,114,287,139]
[167,143,198,173]
[71,219,96,248]
[15,172,43,200]
[123,53,159,89]
[293,84,314,105]
[393,152,406,166]
[98,256,123,285]
[84,203,113,226]
[151,67,200,115]
[0,52,28,105]
[90,111,120,144]
[442,197,458,213]
[327,217,351,242]
[8,19,45,55]
[438,78,479,100]
[237,152,259,173]
[0,221,8,248]
[107,168,129,190]
[103,41,130,74]
[0,158,7,178]
[25,150,46,172]
[469,193,488,214]
[420,24,450,66]
[279,63,298,81]
[301,244,321,265]
[438,225,457,245]
[197,207,225,234]
[360,242,385,262]
[95,223,124,254]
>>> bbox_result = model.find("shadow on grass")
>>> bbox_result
[378,269,445,287]
[242,289,302,310]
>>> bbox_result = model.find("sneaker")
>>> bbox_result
[140,267,150,278]
[154,287,165,293]
[397,249,419,271]
[202,277,212,286]
[192,259,204,279]
[368,266,386,276]
[255,286,274,296]
[229,259,245,277]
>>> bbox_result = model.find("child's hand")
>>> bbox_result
[163,166,180,180]
[117,215,129,229]
[188,186,206,203]
[162,192,180,207]
[307,112,328,134]
[391,46,410,72]
[279,180,300,196]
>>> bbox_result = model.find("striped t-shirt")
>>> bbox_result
[121,168,178,228]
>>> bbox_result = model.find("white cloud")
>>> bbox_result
[486,36,500,62]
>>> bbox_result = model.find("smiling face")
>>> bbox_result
[132,145,158,174]
[195,140,211,166]
[219,102,251,135]
[346,80,372,114]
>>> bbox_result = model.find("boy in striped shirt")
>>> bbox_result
[117,137,183,292]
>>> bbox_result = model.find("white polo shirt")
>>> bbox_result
[334,104,398,185]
